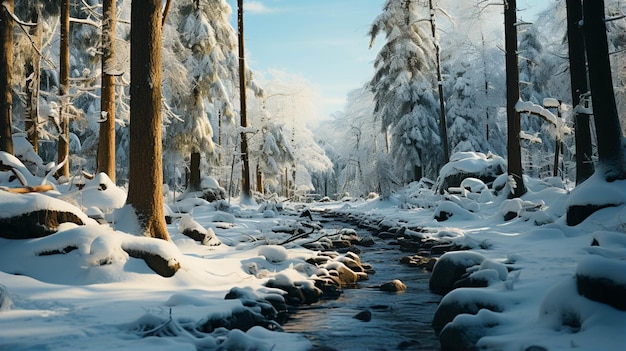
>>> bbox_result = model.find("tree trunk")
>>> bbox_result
[566,0,594,185]
[97,0,117,183]
[189,150,201,191]
[237,0,251,201]
[127,0,170,241]
[504,0,526,198]
[56,0,70,179]
[25,7,42,154]
[256,163,263,194]
[582,0,625,181]
[429,0,449,165]
[0,0,14,154]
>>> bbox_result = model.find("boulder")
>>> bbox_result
[429,251,486,294]
[0,210,84,239]
[576,255,626,310]
[432,288,505,335]
[380,279,407,292]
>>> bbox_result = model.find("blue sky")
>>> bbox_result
[226,0,551,120]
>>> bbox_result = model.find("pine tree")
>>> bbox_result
[369,0,442,183]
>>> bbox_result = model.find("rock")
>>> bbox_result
[429,251,486,294]
[197,307,271,333]
[380,279,407,292]
[576,255,626,310]
[325,262,359,286]
[0,284,11,311]
[353,309,372,322]
[224,287,285,321]
[432,288,505,335]
[0,210,85,239]
[567,204,616,226]
[124,248,180,277]
[358,236,376,247]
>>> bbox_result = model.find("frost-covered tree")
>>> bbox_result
[0,0,14,154]
[369,0,442,183]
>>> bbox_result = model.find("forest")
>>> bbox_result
[0,0,625,350]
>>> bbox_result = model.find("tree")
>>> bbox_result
[566,0,595,184]
[237,0,252,201]
[582,0,625,181]
[369,0,442,183]
[504,0,526,197]
[126,0,169,241]
[97,0,117,182]
[56,0,70,179]
[0,0,14,154]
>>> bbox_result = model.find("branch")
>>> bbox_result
[2,3,56,69]
[162,0,172,26]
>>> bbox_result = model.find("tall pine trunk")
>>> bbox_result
[127,0,170,241]
[0,0,14,154]
[582,0,625,181]
[56,0,70,179]
[504,0,526,197]
[98,0,117,182]
[566,0,594,185]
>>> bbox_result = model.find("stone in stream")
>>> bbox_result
[380,279,407,292]
[353,309,372,322]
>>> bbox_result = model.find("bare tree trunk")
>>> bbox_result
[25,7,42,154]
[57,0,70,179]
[0,0,14,154]
[504,0,526,198]
[582,0,625,181]
[97,0,117,182]
[256,163,263,193]
[428,0,449,165]
[189,150,201,191]
[566,0,594,185]
[127,0,170,241]
[237,0,251,201]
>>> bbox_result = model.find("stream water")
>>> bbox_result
[282,221,442,351]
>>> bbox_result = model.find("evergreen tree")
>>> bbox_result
[369,0,442,182]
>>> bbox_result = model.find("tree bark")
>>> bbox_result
[25,7,42,154]
[429,0,449,165]
[504,0,527,197]
[582,0,625,181]
[189,150,201,191]
[56,0,70,179]
[237,0,251,201]
[97,0,117,183]
[127,0,170,241]
[566,0,594,185]
[0,0,14,154]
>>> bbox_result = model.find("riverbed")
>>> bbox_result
[282,221,442,351]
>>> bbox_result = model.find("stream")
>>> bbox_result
[282,220,442,351]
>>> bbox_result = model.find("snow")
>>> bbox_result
[1,150,625,350]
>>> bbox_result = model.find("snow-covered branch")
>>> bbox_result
[70,17,100,29]
[516,99,573,141]
[2,3,56,69]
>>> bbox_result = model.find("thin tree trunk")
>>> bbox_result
[0,0,14,154]
[504,0,526,197]
[189,150,201,191]
[566,0,594,184]
[256,163,263,193]
[582,0,625,181]
[25,8,42,154]
[237,0,251,201]
[428,0,449,165]
[57,0,70,179]
[98,0,117,182]
[127,0,170,241]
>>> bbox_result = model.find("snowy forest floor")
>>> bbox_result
[0,151,625,351]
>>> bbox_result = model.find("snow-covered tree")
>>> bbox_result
[369,0,442,183]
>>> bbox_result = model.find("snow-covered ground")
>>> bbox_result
[0,151,625,350]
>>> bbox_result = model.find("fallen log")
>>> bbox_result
[1,184,54,193]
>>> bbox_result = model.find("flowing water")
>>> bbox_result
[282,221,442,351]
